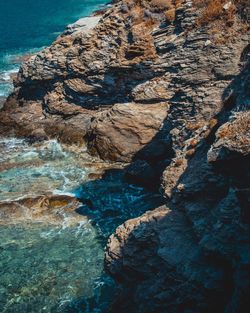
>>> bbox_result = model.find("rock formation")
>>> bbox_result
[106,111,250,313]
[0,0,249,312]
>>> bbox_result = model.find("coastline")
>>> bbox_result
[0,0,249,311]
[0,1,110,106]
[0,96,5,109]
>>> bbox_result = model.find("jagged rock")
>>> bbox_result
[1,0,249,160]
[105,206,230,313]
[208,111,250,163]
[124,160,156,187]
[106,113,250,312]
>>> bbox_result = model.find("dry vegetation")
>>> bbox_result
[123,0,184,24]
[124,0,249,35]
[195,0,249,24]
[217,111,250,151]
[194,0,249,41]
[121,0,183,62]
[120,0,249,57]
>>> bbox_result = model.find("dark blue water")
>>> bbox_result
[0,0,107,97]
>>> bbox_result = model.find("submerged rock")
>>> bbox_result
[0,195,84,226]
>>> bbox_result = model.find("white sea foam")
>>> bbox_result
[0,67,19,81]
[0,137,91,202]
[0,66,19,98]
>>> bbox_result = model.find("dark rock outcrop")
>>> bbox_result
[1,0,248,159]
[106,110,250,313]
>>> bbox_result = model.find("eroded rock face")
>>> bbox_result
[106,110,250,313]
[1,0,249,158]
[208,111,250,162]
[103,2,250,309]
[106,207,231,313]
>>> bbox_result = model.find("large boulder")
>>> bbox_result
[86,102,169,162]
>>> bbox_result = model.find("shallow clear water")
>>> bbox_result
[0,223,105,313]
[0,138,92,201]
[0,0,107,97]
[0,138,164,312]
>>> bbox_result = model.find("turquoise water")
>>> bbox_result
[0,223,106,313]
[0,139,164,312]
[0,0,107,97]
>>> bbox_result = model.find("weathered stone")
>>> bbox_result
[208,111,250,163]
[86,102,169,162]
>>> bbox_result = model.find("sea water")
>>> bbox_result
[0,139,164,312]
[0,0,107,97]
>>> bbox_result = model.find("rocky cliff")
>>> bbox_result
[0,0,249,312]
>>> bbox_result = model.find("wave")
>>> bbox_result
[0,84,13,97]
[0,48,42,97]
[0,67,19,81]
[0,63,18,97]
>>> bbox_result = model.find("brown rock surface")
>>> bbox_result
[106,206,230,313]
[0,194,84,225]
[87,102,169,162]
[208,111,250,162]
[1,0,248,155]
[106,108,250,313]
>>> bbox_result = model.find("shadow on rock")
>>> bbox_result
[73,168,165,237]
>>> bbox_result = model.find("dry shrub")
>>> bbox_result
[217,111,250,143]
[186,148,196,158]
[195,0,236,27]
[209,118,219,129]
[189,138,198,147]
[174,158,184,167]
[130,4,145,25]
[193,0,249,42]
[194,0,249,27]
[165,8,176,22]
[144,15,158,27]
[150,0,183,22]
[150,0,174,11]
[186,121,205,130]
[124,0,184,25]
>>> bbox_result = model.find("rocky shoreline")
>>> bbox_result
[0,0,249,312]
